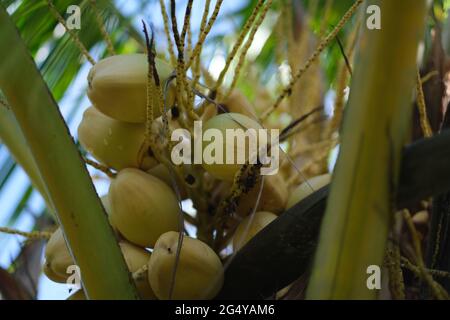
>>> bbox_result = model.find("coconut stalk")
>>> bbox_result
[0,106,53,210]
[306,0,427,299]
[0,7,138,299]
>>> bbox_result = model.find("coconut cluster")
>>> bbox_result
[43,53,331,300]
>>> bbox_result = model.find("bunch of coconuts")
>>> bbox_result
[42,53,331,300]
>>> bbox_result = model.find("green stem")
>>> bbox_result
[0,6,138,299]
[307,0,427,299]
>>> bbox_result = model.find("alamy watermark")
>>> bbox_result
[63,3,381,32]
[66,265,82,293]
[66,5,81,30]
[170,120,280,176]
[366,5,381,30]
[366,265,382,290]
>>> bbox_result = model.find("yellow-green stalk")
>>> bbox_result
[307,0,427,299]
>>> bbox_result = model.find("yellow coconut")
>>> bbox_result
[43,264,68,283]
[233,211,277,251]
[237,173,288,216]
[146,163,173,187]
[286,173,331,209]
[146,163,188,199]
[119,242,156,300]
[109,168,179,247]
[147,231,224,300]
[78,106,157,171]
[100,194,122,239]
[201,113,263,181]
[87,54,174,123]
[43,228,73,282]
[44,228,156,299]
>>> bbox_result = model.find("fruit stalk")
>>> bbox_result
[306,0,428,299]
[0,7,138,299]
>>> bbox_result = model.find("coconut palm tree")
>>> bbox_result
[1,0,447,301]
